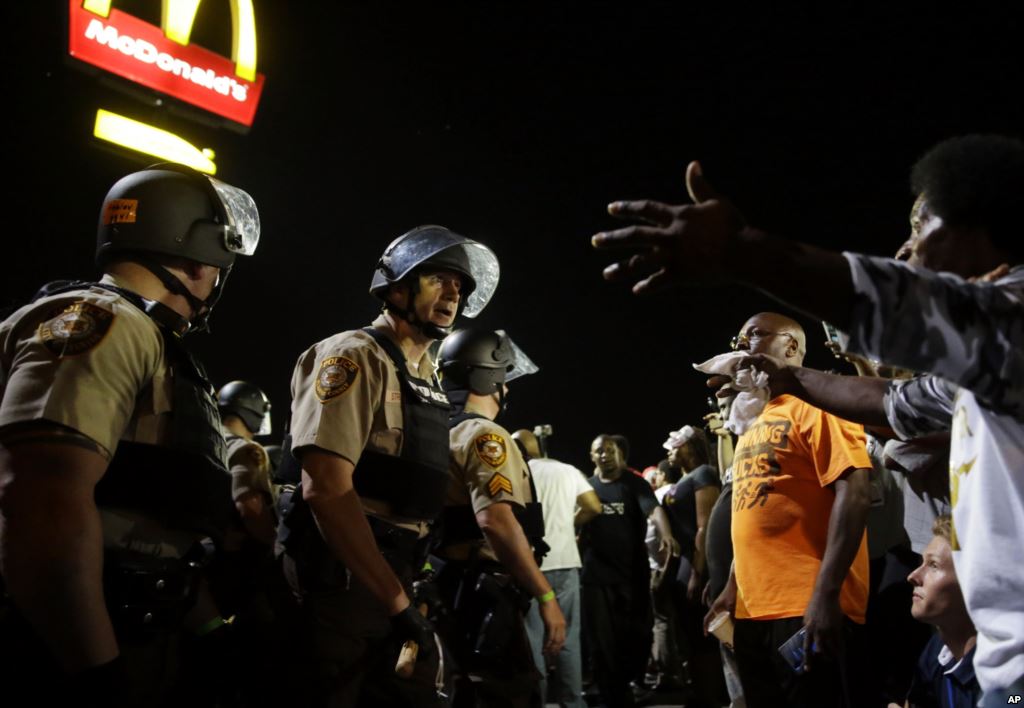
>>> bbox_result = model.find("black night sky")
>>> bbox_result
[8,2,1024,472]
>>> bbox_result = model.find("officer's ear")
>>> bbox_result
[386,281,411,309]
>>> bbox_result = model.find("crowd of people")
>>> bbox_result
[0,132,1021,708]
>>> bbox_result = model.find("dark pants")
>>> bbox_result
[284,534,446,708]
[583,582,652,708]
[435,560,542,708]
[734,616,876,708]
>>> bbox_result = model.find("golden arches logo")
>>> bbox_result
[82,0,257,81]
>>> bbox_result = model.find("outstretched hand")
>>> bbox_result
[705,353,797,400]
[591,161,746,293]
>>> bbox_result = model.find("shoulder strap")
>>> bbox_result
[361,326,407,370]
[448,411,488,429]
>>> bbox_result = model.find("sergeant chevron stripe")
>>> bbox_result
[487,472,513,497]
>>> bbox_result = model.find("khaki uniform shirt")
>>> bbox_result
[0,275,198,558]
[446,415,533,561]
[0,275,172,456]
[289,316,435,527]
[224,429,275,504]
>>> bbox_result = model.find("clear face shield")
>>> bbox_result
[209,176,261,257]
[459,243,500,318]
[256,405,272,437]
[498,330,539,382]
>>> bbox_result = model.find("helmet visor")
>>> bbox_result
[498,330,539,382]
[460,243,499,317]
[209,177,260,256]
[256,408,272,437]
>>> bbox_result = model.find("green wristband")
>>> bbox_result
[538,589,556,603]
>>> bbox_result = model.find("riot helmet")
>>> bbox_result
[217,380,272,437]
[370,225,499,338]
[438,329,538,397]
[96,164,260,331]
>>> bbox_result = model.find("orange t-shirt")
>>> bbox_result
[731,395,871,623]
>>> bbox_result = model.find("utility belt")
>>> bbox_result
[277,484,436,593]
[436,559,530,661]
[102,544,210,639]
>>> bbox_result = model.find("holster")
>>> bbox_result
[103,545,208,639]
[278,484,435,594]
[440,561,529,661]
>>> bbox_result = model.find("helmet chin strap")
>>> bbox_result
[135,255,224,333]
[384,275,459,340]
[383,301,452,339]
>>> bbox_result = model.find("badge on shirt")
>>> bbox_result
[475,433,508,469]
[37,302,114,356]
[316,356,359,402]
[487,472,513,497]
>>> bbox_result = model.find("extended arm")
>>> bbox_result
[301,449,409,614]
[728,356,892,428]
[0,437,117,672]
[477,502,567,655]
[593,161,1024,414]
[574,489,601,526]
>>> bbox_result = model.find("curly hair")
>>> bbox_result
[910,134,1024,261]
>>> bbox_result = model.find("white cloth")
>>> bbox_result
[693,352,771,435]
[663,424,699,450]
[528,457,593,571]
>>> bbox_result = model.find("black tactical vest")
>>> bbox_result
[33,281,233,537]
[349,327,452,520]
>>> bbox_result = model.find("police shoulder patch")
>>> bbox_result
[474,433,508,469]
[37,301,115,357]
[316,356,359,402]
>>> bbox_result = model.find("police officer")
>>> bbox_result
[0,164,259,704]
[218,380,277,548]
[435,328,567,707]
[280,225,500,707]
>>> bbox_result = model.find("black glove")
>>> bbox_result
[391,604,435,657]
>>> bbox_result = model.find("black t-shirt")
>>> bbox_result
[580,470,658,586]
[705,479,734,600]
[664,464,720,561]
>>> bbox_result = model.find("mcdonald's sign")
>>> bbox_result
[67,0,266,127]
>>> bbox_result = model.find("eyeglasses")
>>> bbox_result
[730,328,797,351]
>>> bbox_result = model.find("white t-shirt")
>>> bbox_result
[947,389,1024,691]
[528,457,593,571]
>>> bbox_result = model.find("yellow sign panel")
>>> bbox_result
[93,109,217,174]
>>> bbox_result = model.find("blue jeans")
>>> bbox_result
[525,568,585,708]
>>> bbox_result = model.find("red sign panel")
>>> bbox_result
[67,0,265,127]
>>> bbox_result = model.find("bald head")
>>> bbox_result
[512,429,542,459]
[738,312,806,365]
